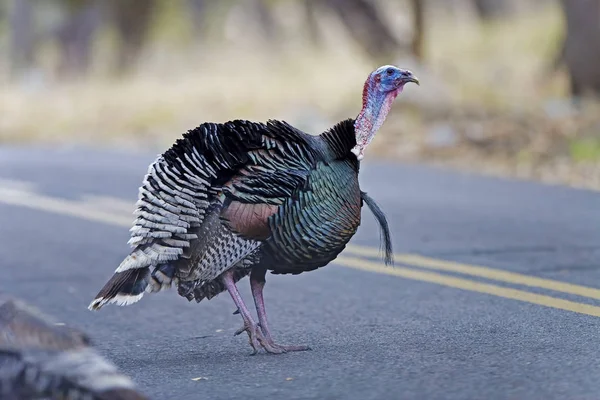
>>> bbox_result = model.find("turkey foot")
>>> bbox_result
[249,268,311,353]
[222,271,290,355]
[233,322,290,355]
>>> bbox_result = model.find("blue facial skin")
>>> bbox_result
[373,65,420,93]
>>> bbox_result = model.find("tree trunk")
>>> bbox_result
[323,0,400,61]
[9,0,36,77]
[187,0,209,36]
[303,0,322,46]
[248,0,279,46]
[55,0,103,79]
[411,0,425,61]
[473,0,511,20]
[107,0,157,74]
[559,0,600,97]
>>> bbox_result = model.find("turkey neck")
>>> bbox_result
[352,78,402,160]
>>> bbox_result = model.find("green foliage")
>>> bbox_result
[150,0,193,44]
[569,137,600,162]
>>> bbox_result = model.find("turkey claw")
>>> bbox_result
[234,323,287,355]
[233,324,247,336]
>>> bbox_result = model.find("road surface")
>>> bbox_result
[1,145,600,400]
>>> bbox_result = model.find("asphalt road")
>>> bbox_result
[1,145,600,400]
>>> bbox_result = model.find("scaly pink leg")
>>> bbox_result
[222,270,282,355]
[249,268,311,353]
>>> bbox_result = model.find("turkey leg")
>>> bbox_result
[249,268,311,353]
[222,270,282,355]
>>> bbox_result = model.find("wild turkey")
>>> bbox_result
[89,65,419,354]
[0,294,148,399]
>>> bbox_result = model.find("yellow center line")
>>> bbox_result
[344,244,600,301]
[0,187,132,228]
[334,256,600,318]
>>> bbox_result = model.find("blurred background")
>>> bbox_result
[1,0,600,190]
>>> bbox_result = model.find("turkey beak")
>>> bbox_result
[403,72,420,86]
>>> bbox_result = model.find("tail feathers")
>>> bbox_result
[361,191,394,266]
[88,268,151,311]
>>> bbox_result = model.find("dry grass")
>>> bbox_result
[2,1,600,191]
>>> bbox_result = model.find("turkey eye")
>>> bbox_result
[386,68,394,75]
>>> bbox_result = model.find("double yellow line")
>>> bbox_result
[1,179,600,318]
[336,250,600,318]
